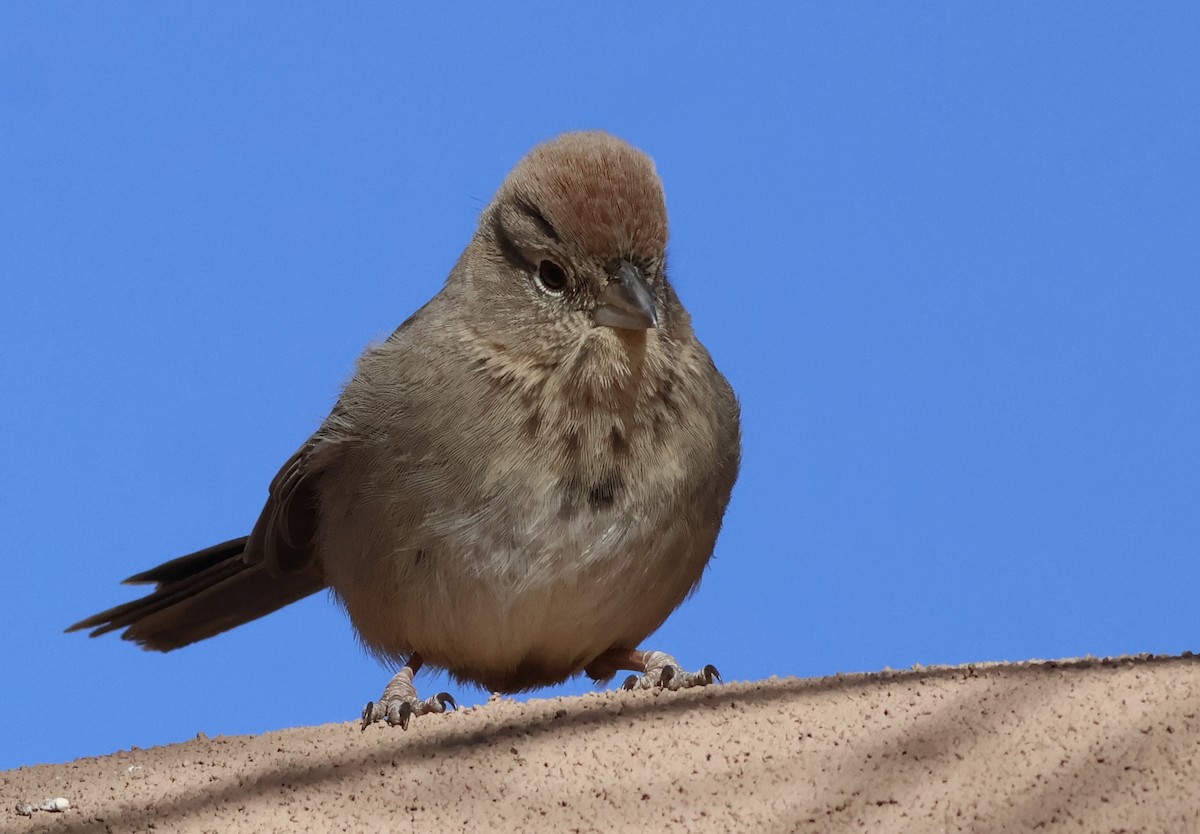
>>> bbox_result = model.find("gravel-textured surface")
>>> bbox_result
[5,654,1199,833]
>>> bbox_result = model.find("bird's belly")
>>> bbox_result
[324,496,708,692]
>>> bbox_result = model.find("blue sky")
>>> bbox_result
[3,5,1198,771]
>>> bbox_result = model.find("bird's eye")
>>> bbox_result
[535,260,568,294]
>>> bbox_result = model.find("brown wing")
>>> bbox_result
[243,441,322,576]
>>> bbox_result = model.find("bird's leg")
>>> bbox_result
[585,648,721,692]
[361,652,456,730]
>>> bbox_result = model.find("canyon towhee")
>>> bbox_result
[70,132,742,729]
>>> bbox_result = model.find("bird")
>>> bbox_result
[69,131,742,729]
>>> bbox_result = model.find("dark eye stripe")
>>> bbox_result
[490,215,535,271]
[515,197,561,243]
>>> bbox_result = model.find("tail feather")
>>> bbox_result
[67,537,325,651]
[75,557,247,638]
[122,537,249,585]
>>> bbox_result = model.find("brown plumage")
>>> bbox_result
[69,132,741,727]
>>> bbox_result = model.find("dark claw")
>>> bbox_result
[436,692,458,711]
[621,674,639,690]
[360,701,377,731]
[659,664,677,689]
[703,664,722,684]
[387,700,414,730]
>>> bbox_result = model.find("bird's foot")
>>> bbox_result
[622,651,721,691]
[587,648,721,692]
[361,662,456,730]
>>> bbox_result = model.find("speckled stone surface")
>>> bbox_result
[5,655,1198,833]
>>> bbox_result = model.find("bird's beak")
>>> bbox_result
[594,261,658,330]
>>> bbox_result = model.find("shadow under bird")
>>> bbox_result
[70,131,741,729]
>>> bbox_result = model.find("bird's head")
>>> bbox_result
[462,132,683,362]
